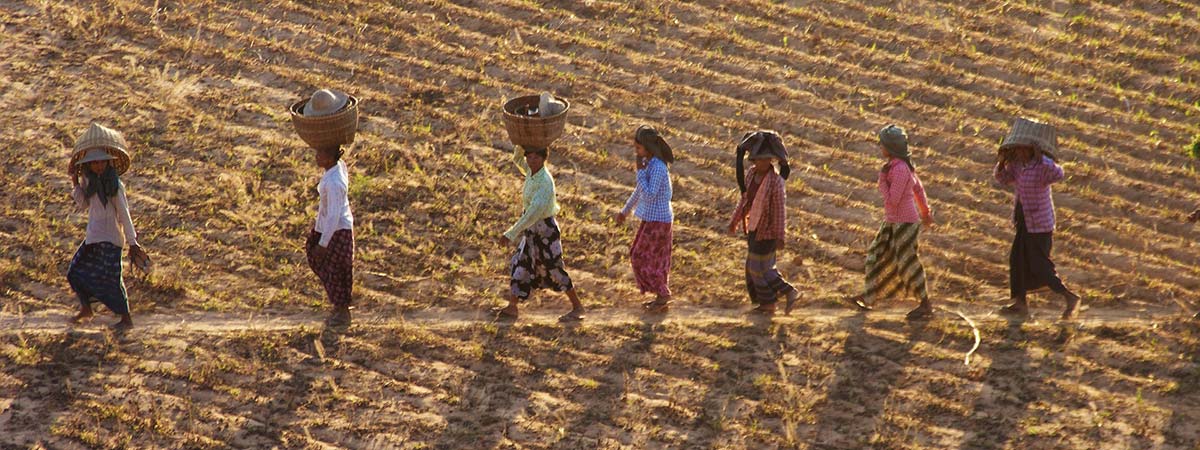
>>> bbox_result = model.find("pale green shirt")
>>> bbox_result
[503,146,561,241]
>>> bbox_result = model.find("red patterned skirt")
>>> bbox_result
[306,229,354,307]
[630,221,672,297]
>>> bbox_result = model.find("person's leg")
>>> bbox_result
[858,224,904,310]
[747,237,786,314]
[641,222,673,309]
[498,228,538,320]
[897,224,933,320]
[92,243,132,329]
[66,244,96,323]
[1004,230,1030,316]
[325,230,355,326]
[565,289,584,315]
[1038,233,1080,319]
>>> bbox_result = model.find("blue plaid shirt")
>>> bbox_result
[621,157,673,223]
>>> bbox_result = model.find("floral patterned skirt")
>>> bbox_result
[510,217,574,300]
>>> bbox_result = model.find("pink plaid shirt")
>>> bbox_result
[993,156,1064,233]
[729,168,786,241]
[877,159,930,224]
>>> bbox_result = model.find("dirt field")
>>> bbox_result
[1,0,1199,448]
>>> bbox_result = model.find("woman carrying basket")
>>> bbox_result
[993,118,1080,320]
[727,131,800,316]
[66,123,145,330]
[845,125,936,320]
[615,126,675,312]
[494,144,585,322]
[298,89,356,327]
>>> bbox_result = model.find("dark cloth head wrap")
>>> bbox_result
[634,125,674,165]
[735,130,790,192]
[879,124,914,172]
[84,163,121,207]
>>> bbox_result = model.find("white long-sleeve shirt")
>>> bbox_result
[315,160,354,247]
[72,178,138,248]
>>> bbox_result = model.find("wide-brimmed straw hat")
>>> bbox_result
[70,122,131,175]
[303,88,350,117]
[1000,117,1057,160]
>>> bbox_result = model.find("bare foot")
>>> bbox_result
[784,290,801,316]
[326,306,352,327]
[1060,291,1080,320]
[69,308,94,324]
[111,315,133,331]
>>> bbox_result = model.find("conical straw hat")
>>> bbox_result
[70,123,131,175]
[1000,117,1057,159]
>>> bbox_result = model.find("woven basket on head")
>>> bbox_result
[290,96,359,151]
[69,123,132,175]
[999,117,1057,158]
[502,95,570,148]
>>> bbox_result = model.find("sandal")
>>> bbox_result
[558,309,585,323]
[490,307,519,321]
[750,305,776,316]
[999,302,1029,318]
[643,297,671,309]
[644,301,670,314]
[905,306,934,321]
[844,295,873,312]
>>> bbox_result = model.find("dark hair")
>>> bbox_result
[318,146,345,160]
[521,146,548,157]
[635,125,675,164]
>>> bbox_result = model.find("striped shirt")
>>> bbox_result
[621,157,673,223]
[993,155,1063,233]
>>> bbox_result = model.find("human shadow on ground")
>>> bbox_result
[432,318,535,449]
[955,318,1036,450]
[258,323,342,446]
[550,311,668,449]
[806,314,920,448]
[678,312,777,449]
[5,331,104,448]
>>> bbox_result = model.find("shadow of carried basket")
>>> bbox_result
[290,96,359,151]
[502,95,570,148]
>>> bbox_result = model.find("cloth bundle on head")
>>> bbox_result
[879,124,914,171]
[1000,117,1058,161]
[735,130,790,192]
[635,125,674,164]
[304,89,350,117]
[538,92,567,118]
